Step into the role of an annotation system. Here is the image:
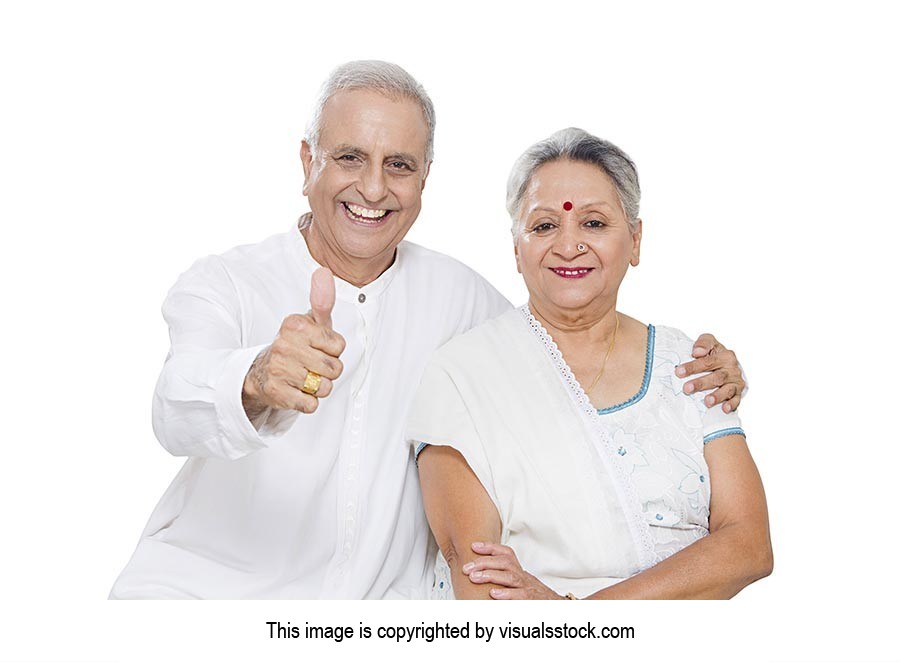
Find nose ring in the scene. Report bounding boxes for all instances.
[577,243,587,253]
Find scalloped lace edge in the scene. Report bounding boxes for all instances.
[518,305,660,571]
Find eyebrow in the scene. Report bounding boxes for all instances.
[327,144,362,157]
[527,201,616,215]
[579,200,615,211]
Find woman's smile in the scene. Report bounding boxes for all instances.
[548,266,594,278]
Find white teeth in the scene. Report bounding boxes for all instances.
[345,202,388,220]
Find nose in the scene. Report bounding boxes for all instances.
[357,163,388,204]
[552,222,585,260]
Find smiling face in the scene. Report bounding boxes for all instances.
[514,159,642,319]
[300,89,431,285]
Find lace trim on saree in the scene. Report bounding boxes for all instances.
[518,305,659,571]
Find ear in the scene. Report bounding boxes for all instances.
[514,237,522,274]
[420,160,432,192]
[300,140,314,196]
[629,219,642,267]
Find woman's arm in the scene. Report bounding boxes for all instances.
[465,434,772,599]
[593,434,772,599]
[416,445,504,599]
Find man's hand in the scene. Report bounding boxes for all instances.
[675,333,745,413]
[242,267,346,417]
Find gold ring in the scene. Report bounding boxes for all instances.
[301,370,322,396]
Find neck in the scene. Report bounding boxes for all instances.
[300,222,395,288]
[529,298,619,346]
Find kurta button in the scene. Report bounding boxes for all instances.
[358,293,366,303]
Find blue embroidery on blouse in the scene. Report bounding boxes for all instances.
[597,324,655,415]
[414,442,428,459]
[703,427,746,444]
[655,513,663,521]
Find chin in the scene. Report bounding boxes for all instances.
[342,241,395,261]
[532,292,594,315]
[547,286,601,308]
[340,223,409,253]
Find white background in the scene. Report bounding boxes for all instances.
[1,1,898,660]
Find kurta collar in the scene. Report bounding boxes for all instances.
[289,216,401,303]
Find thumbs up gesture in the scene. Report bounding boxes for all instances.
[242,267,347,416]
[309,266,336,330]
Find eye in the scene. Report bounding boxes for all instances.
[336,153,361,165]
[387,160,416,174]
[530,222,557,235]
[584,219,606,229]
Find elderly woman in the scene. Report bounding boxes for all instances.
[407,129,772,599]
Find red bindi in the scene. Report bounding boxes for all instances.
[563,201,573,211]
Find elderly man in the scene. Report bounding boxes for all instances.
[110,61,745,599]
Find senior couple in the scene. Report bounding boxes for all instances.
[111,61,771,600]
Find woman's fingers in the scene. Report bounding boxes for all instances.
[462,555,515,574]
[465,542,562,599]
[471,541,516,557]
[467,569,521,587]
[489,587,561,600]
[465,543,522,587]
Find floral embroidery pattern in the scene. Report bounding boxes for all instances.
[594,325,742,559]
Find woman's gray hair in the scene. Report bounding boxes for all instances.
[305,60,436,162]
[507,127,641,234]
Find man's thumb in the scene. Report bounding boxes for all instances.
[309,267,335,329]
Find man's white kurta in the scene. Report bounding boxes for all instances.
[110,222,510,599]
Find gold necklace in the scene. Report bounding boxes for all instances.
[587,313,619,393]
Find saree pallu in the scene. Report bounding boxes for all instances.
[408,307,742,598]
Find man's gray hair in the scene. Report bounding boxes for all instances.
[506,127,641,234]
[305,60,436,162]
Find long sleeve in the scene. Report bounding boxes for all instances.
[112,232,514,598]
[151,255,298,459]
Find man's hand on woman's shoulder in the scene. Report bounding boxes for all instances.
[676,333,745,413]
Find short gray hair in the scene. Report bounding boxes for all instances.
[507,127,641,234]
[305,60,436,162]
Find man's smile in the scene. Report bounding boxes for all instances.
[342,201,392,224]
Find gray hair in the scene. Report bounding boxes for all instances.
[305,60,436,163]
[507,127,641,234]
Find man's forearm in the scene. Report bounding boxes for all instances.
[241,350,270,420]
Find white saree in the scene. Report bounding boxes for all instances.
[407,306,744,599]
